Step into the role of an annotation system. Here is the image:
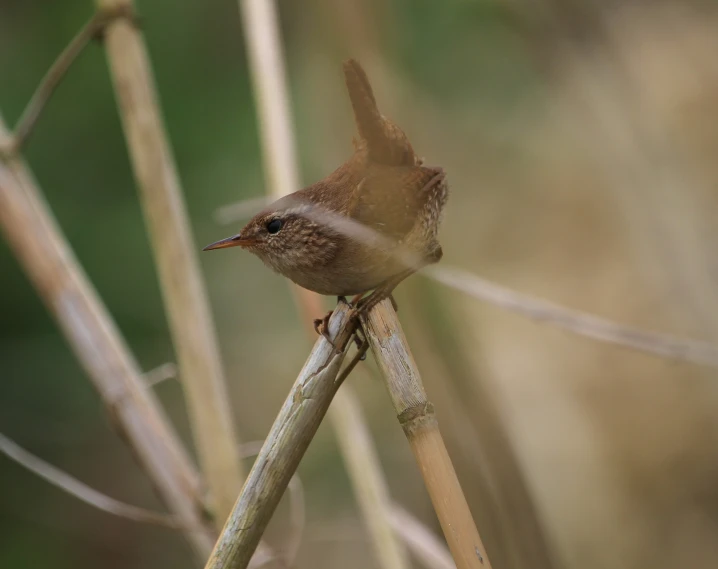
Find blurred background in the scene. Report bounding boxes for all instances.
[3,0,718,568]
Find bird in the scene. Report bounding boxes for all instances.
[203,59,448,337]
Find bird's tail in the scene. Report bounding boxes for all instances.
[343,59,417,167]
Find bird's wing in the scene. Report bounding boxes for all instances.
[350,165,440,242]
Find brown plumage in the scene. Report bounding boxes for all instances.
[204,59,448,317]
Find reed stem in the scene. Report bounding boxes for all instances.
[203,302,357,569]
[361,299,492,569]
[95,0,243,525]
[0,116,215,560]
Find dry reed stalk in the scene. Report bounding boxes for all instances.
[292,292,411,569]
[203,301,357,569]
[405,281,559,569]
[238,0,300,200]
[0,117,215,559]
[95,0,243,524]
[237,1,412,567]
[361,299,492,569]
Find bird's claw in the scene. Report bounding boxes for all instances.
[313,311,335,347]
[355,288,398,317]
[312,294,384,360]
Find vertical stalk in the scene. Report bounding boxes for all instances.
[238,0,300,200]
[237,1,410,567]
[95,0,243,524]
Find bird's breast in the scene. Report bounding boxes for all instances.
[276,242,400,296]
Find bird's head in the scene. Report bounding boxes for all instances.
[203,196,339,275]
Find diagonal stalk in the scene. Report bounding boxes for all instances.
[0,115,215,560]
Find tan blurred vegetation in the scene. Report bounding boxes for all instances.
[2,1,718,568]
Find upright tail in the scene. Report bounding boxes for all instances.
[343,59,417,167]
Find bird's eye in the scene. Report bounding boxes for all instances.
[266,218,283,234]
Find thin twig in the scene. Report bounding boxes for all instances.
[5,7,134,153]
[0,431,299,568]
[96,0,244,525]
[0,431,190,530]
[0,115,215,559]
[9,17,97,151]
[0,428,315,568]
[144,362,178,387]
[426,265,718,367]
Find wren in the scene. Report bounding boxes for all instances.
[204,60,448,334]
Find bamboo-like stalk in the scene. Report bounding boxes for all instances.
[0,117,215,559]
[405,280,560,569]
[291,292,411,569]
[204,302,357,569]
[360,299,492,569]
[95,0,243,525]
[237,1,411,567]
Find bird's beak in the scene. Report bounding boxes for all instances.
[202,234,244,251]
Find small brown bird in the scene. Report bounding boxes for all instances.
[204,60,448,333]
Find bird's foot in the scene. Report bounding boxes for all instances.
[355,292,384,316]
[313,311,334,345]
[349,292,367,307]
[313,297,354,348]
[355,288,400,317]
